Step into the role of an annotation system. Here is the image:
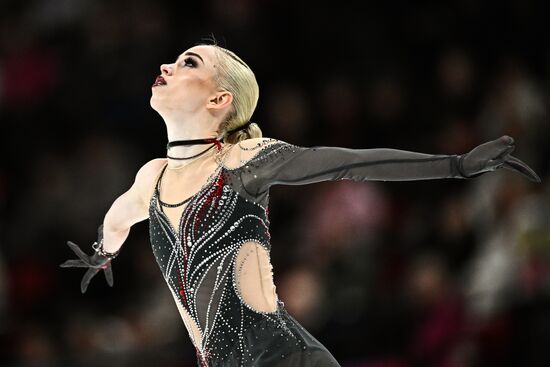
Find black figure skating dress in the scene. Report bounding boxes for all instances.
[148,138,462,367]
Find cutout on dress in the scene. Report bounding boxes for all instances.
[235,241,278,313]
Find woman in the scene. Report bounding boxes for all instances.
[61,43,540,367]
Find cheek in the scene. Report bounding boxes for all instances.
[193,76,216,94]
[164,80,211,110]
[178,76,213,98]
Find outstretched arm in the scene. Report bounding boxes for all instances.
[101,168,153,253]
[95,158,165,252]
[61,158,166,292]
[236,136,540,196]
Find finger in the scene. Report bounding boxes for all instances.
[59,259,88,268]
[494,144,515,161]
[503,155,541,183]
[489,135,514,148]
[477,137,514,160]
[81,268,99,293]
[103,265,114,287]
[66,241,91,261]
[491,145,516,162]
[499,135,514,145]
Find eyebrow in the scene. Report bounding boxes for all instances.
[178,51,205,64]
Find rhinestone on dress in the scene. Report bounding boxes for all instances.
[148,139,341,366]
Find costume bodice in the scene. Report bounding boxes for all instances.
[148,158,295,366]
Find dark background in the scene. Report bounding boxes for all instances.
[2,1,550,366]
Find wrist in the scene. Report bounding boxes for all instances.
[92,239,120,260]
[450,154,487,179]
[95,224,120,260]
[449,155,468,178]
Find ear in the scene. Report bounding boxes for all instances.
[206,91,233,111]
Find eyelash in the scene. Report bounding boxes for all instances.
[179,57,197,68]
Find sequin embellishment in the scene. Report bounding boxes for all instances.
[149,140,340,367]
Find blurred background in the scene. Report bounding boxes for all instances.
[1,0,550,366]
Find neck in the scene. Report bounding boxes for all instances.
[163,114,222,169]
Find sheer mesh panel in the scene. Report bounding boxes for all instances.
[196,254,232,339]
[168,286,203,348]
[220,138,458,206]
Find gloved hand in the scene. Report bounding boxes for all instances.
[456,135,541,182]
[60,226,117,293]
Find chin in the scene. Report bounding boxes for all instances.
[150,99,174,122]
[149,95,162,112]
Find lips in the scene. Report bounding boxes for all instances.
[152,75,167,87]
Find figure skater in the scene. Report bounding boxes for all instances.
[60,43,540,367]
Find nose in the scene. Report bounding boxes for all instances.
[160,63,173,75]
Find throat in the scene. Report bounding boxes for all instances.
[166,138,223,166]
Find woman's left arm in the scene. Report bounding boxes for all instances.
[240,135,540,196]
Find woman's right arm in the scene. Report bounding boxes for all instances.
[101,158,166,253]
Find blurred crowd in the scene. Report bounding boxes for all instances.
[2,0,550,366]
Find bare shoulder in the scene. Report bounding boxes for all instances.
[135,158,167,180]
[222,137,282,169]
[134,158,167,202]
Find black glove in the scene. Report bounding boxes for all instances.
[60,225,117,293]
[455,135,541,182]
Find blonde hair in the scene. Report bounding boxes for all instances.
[210,45,263,143]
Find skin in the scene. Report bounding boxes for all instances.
[101,45,266,252]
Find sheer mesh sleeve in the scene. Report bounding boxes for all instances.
[237,139,463,197]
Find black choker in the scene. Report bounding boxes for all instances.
[166,138,222,150]
[166,138,223,160]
